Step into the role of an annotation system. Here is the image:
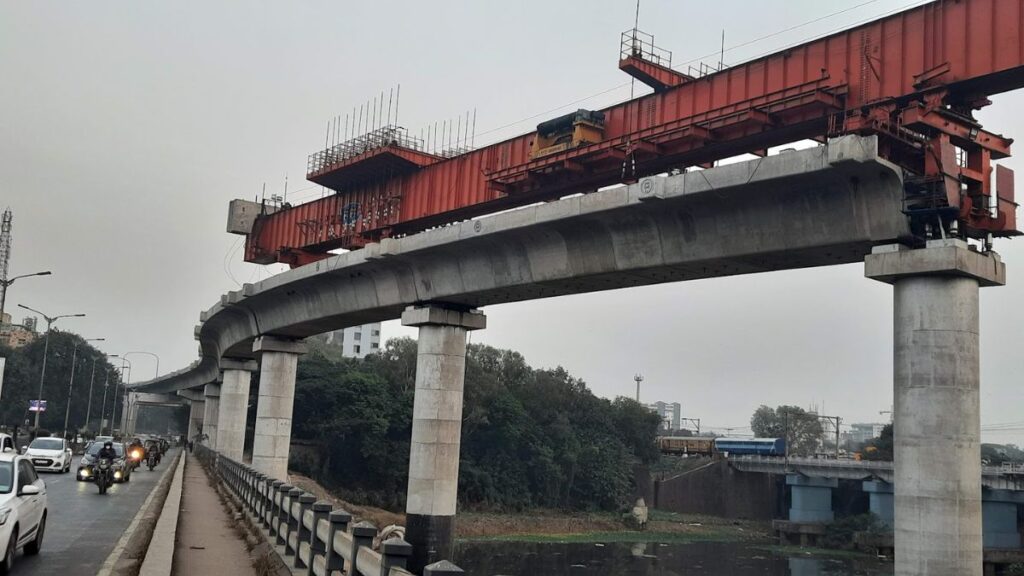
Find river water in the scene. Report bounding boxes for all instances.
[455,540,893,575]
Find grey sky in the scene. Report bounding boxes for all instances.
[2,1,1021,442]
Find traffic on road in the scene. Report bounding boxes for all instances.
[0,436,176,575]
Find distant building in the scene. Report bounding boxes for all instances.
[0,324,36,348]
[847,422,887,445]
[646,401,681,431]
[0,312,9,325]
[325,323,382,359]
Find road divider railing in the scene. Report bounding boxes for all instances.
[193,444,466,576]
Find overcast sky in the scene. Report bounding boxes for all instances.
[2,0,1022,443]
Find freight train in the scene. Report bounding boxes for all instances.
[657,436,786,457]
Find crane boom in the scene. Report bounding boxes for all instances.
[235,0,1023,267]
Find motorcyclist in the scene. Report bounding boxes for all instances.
[97,440,117,461]
[127,438,145,468]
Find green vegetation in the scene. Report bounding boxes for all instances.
[861,424,893,461]
[286,337,662,512]
[0,334,146,435]
[821,514,886,551]
[750,405,824,456]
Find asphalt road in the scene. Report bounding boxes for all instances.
[11,449,177,576]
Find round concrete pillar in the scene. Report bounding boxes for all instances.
[401,305,486,573]
[217,359,258,461]
[202,383,221,448]
[251,337,307,481]
[867,240,1005,576]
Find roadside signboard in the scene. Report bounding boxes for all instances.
[28,400,47,413]
[0,357,5,400]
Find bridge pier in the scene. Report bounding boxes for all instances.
[203,383,221,448]
[867,239,1006,576]
[401,305,486,573]
[787,475,837,523]
[218,358,257,461]
[187,398,205,441]
[863,480,894,528]
[983,489,1024,550]
[251,336,307,481]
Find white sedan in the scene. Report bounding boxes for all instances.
[0,453,47,573]
[23,438,72,474]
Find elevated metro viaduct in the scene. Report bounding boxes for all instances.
[133,138,1009,575]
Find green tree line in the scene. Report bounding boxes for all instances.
[285,337,662,512]
[0,332,124,435]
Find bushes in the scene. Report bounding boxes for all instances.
[290,338,662,512]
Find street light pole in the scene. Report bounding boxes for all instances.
[123,351,159,379]
[84,358,99,433]
[99,369,110,435]
[108,355,131,434]
[62,337,104,439]
[0,271,51,325]
[18,304,85,431]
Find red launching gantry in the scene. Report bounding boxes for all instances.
[232,0,1022,267]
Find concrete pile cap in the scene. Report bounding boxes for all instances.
[865,239,1006,287]
[424,560,465,575]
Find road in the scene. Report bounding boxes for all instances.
[12,449,177,576]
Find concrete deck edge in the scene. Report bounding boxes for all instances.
[96,450,183,576]
[138,451,187,576]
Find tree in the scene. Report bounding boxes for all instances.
[750,405,824,456]
[862,423,893,461]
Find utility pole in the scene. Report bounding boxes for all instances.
[63,338,104,438]
[634,374,643,402]
[681,417,701,436]
[84,357,99,433]
[99,369,110,434]
[18,304,85,430]
[0,208,52,326]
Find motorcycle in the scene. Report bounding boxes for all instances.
[128,447,144,471]
[146,450,158,471]
[95,458,113,494]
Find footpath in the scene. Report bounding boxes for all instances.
[170,454,257,575]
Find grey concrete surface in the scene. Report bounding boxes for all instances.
[402,306,485,571]
[129,135,910,395]
[251,336,307,480]
[867,240,1005,576]
[15,452,175,576]
[217,362,256,461]
[202,383,221,449]
[138,450,185,576]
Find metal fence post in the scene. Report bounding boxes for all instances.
[380,539,414,575]
[324,510,351,574]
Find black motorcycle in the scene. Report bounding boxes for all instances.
[146,450,158,471]
[96,458,113,494]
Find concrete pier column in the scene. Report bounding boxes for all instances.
[251,336,307,481]
[401,305,486,573]
[982,489,1024,549]
[787,475,838,523]
[217,358,258,461]
[187,399,205,441]
[202,383,221,448]
[866,239,1006,576]
[863,480,895,528]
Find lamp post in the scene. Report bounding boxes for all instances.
[62,338,104,439]
[107,355,131,434]
[18,304,85,431]
[0,271,51,325]
[122,351,159,379]
[99,369,110,435]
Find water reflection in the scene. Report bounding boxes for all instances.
[455,540,893,576]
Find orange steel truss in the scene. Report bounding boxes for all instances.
[245,0,1023,266]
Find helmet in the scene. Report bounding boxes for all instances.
[103,441,113,449]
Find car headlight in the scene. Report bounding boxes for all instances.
[0,509,9,526]
[113,471,122,479]
[79,468,91,478]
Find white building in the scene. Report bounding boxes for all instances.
[646,401,681,431]
[325,323,381,358]
[847,422,887,445]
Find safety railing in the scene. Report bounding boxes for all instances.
[193,444,465,576]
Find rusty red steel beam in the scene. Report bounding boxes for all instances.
[246,0,1024,266]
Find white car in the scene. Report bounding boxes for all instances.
[0,453,47,573]
[23,438,72,474]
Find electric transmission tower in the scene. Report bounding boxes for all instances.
[0,209,11,322]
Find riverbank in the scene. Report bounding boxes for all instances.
[286,472,771,544]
